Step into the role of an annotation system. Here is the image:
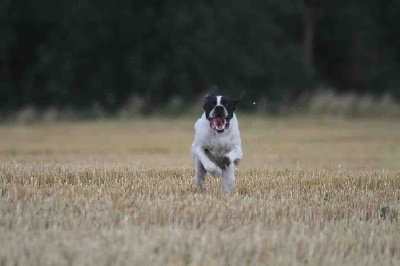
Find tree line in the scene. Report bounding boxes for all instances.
[1,0,400,113]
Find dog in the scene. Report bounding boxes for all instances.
[191,86,244,193]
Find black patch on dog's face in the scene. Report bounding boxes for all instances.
[204,95,218,120]
[203,95,240,120]
[220,96,235,120]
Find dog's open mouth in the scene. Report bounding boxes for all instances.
[210,117,227,131]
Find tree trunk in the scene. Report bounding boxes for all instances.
[301,0,326,65]
[303,8,314,65]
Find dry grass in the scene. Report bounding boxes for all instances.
[1,117,400,265]
[306,89,400,117]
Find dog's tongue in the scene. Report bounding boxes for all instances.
[211,117,226,131]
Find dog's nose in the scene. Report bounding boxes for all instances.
[215,106,224,112]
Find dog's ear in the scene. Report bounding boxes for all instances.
[205,85,219,99]
[231,91,245,106]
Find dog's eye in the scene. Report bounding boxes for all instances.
[212,100,217,105]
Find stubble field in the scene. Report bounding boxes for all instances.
[0,116,400,265]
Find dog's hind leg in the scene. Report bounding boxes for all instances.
[221,164,235,193]
[195,159,207,192]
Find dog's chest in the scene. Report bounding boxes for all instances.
[203,134,233,157]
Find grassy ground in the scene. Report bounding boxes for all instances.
[1,116,399,265]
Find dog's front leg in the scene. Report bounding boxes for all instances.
[222,147,243,168]
[221,164,235,193]
[194,159,208,192]
[194,146,222,178]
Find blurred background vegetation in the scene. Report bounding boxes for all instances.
[1,0,400,120]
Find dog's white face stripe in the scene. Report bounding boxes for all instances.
[216,96,222,105]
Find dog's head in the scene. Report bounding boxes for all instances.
[203,85,245,133]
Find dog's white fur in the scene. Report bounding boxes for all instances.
[191,96,243,193]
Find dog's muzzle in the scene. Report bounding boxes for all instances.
[209,106,230,133]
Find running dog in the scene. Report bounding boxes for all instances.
[191,86,244,193]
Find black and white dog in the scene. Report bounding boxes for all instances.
[191,86,244,193]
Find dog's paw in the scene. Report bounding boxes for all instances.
[197,185,208,193]
[233,158,241,166]
[222,155,231,169]
[207,166,222,178]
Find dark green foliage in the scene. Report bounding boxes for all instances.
[0,0,399,113]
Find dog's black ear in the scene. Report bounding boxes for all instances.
[205,85,219,98]
[231,91,245,106]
